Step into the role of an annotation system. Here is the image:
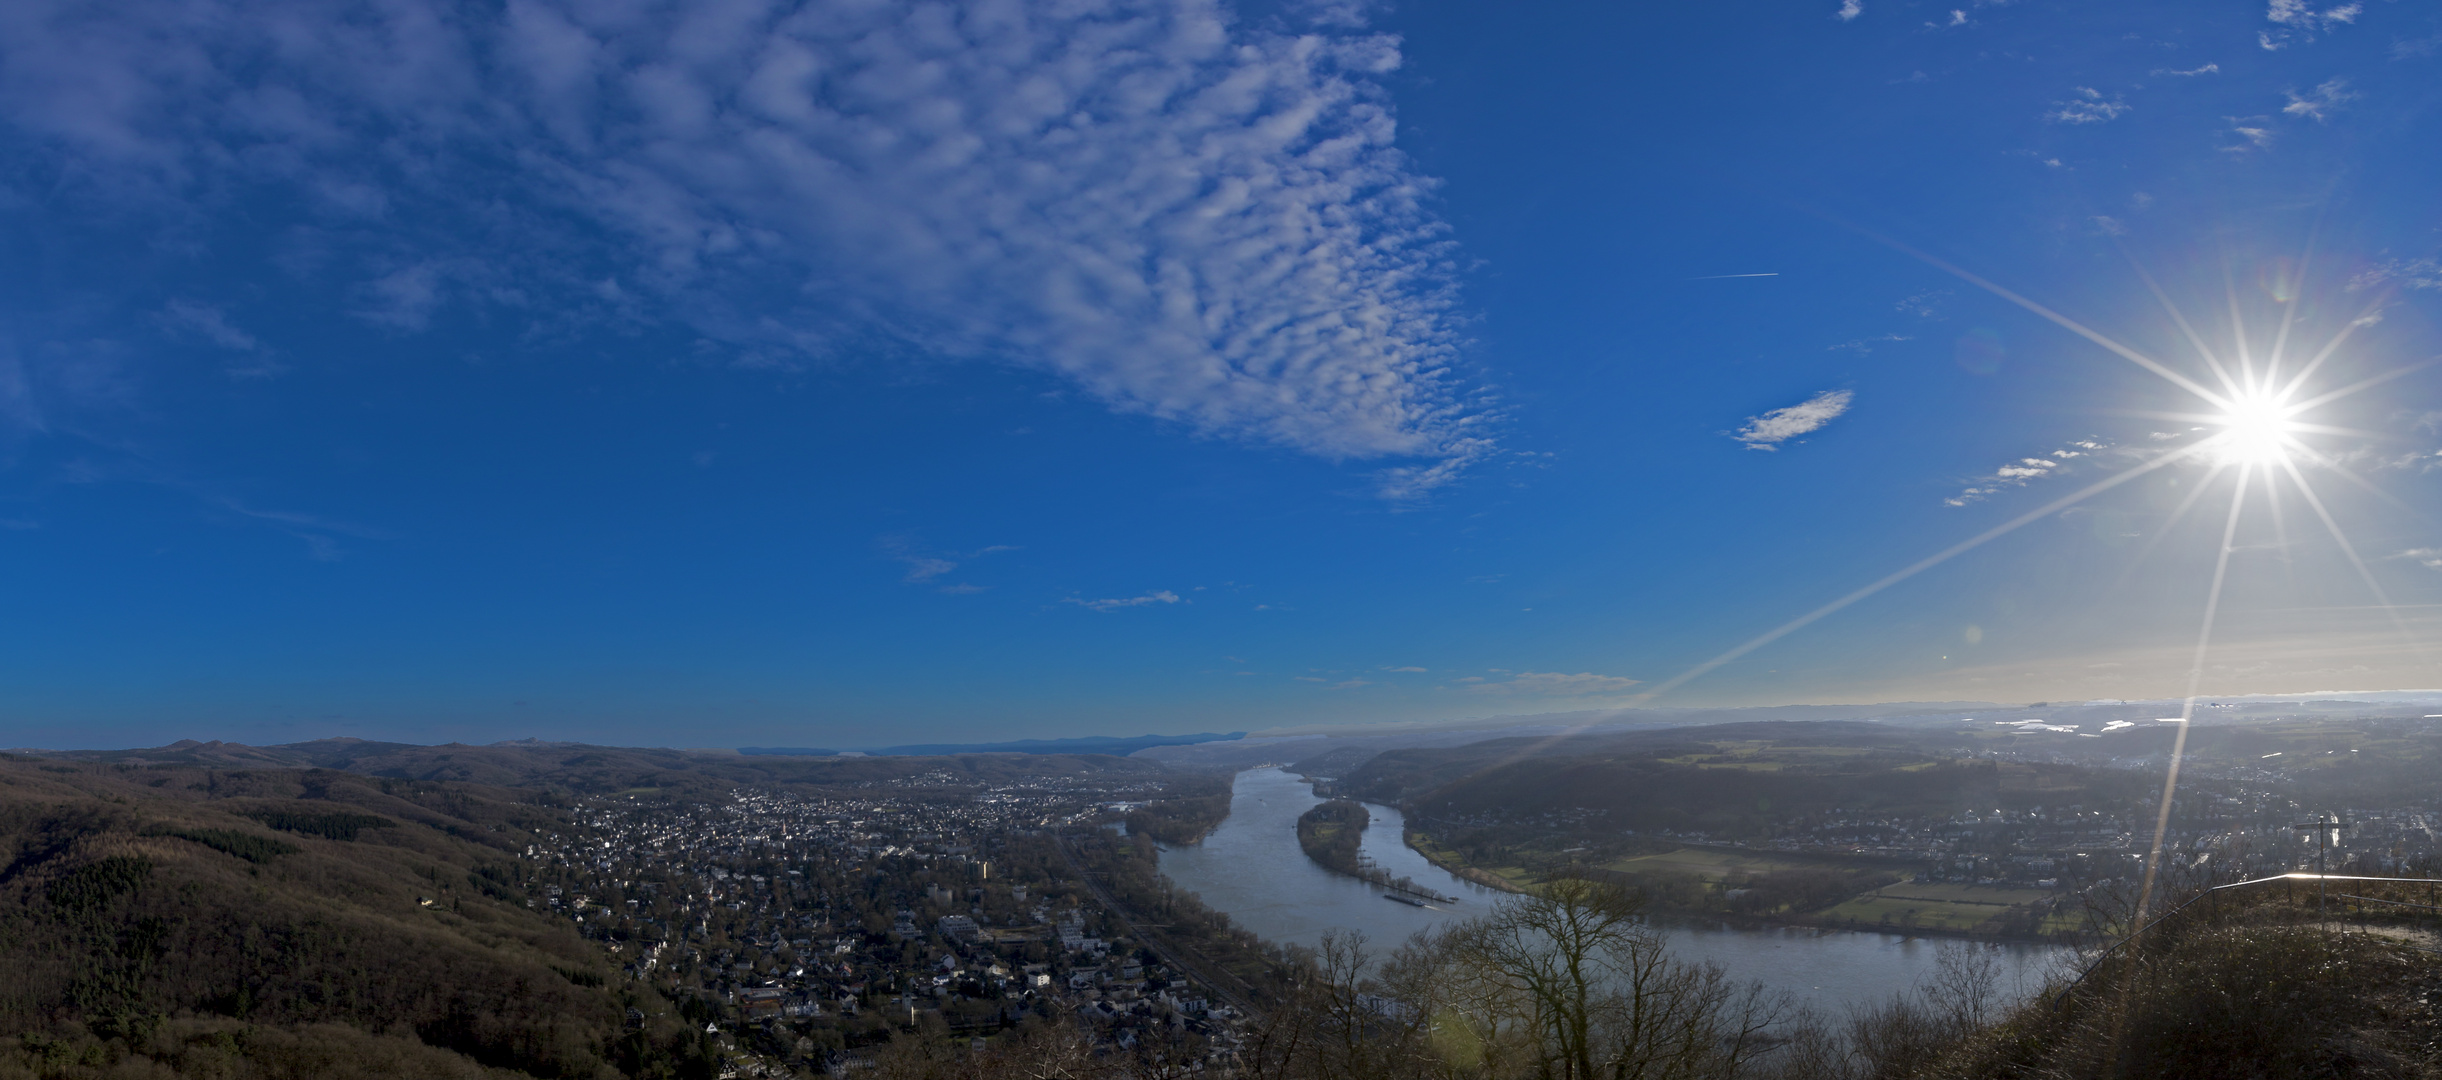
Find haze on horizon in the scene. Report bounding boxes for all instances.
[2,0,2438,751]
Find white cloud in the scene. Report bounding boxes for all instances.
[0,0,1486,486]
[1065,590,1183,612]
[1459,671,1640,696]
[1895,290,1950,318]
[2224,120,2277,151]
[2282,78,2359,120]
[2048,88,2130,125]
[1829,333,1911,355]
[2396,548,2442,570]
[2349,258,2442,292]
[1836,0,1864,21]
[1945,438,2112,505]
[2153,64,2220,76]
[2268,0,2360,30]
[1382,665,1427,673]
[1732,389,1852,451]
[2262,1,2359,49]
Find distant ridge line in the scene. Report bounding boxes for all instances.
[740,731,1246,758]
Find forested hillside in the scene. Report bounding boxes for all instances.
[0,757,714,1079]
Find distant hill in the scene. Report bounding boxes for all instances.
[22,737,1170,794]
[740,731,1246,757]
[1335,720,2160,834]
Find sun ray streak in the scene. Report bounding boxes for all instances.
[2113,461,2232,590]
[2285,356,2442,415]
[2124,251,2246,400]
[2276,454,2432,657]
[1853,228,2231,409]
[2276,293,2394,401]
[2262,458,2294,586]
[1626,441,2209,705]
[2133,463,2254,929]
[1453,442,2221,779]
[2226,268,2258,395]
[2262,235,2316,391]
[2284,441,2429,519]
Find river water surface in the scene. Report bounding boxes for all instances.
[1155,767,2073,1013]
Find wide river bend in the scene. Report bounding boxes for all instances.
[1153,767,2072,1013]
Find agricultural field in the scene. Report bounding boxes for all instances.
[1820,882,2063,933]
[1601,846,1826,881]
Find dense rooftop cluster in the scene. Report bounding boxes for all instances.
[529,776,1249,1074]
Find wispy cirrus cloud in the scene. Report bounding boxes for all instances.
[1945,438,2114,506]
[1731,389,1853,451]
[879,537,1014,590]
[0,0,1489,493]
[2348,258,2442,292]
[2282,78,2359,121]
[1064,590,1182,612]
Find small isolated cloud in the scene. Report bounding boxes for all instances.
[2091,216,2129,237]
[1382,665,1428,673]
[936,583,989,596]
[2049,88,2130,125]
[1460,671,1640,696]
[1896,290,1951,318]
[879,537,1013,588]
[1830,333,1912,355]
[1946,439,2112,505]
[1836,0,1864,21]
[2395,34,2442,59]
[2282,78,2359,121]
[2224,119,2278,151]
[2396,548,2442,570]
[1065,590,1183,612]
[2153,63,2221,76]
[1732,389,1853,451]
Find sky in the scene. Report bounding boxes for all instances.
[3,0,2440,749]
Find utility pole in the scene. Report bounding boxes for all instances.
[2289,813,2353,917]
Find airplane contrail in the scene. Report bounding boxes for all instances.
[1691,272,1779,279]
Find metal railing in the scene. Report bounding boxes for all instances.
[2052,871,2442,1006]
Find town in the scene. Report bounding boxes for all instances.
[522,770,1268,1076]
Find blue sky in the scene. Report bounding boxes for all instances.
[3,0,2440,748]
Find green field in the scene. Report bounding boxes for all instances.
[1820,882,2058,933]
[1601,846,1830,881]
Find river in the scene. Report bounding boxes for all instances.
[1154,767,2073,1014]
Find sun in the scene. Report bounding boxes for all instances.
[2212,391,2299,466]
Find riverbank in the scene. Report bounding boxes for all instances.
[1401,828,2075,945]
[1156,767,2074,1013]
